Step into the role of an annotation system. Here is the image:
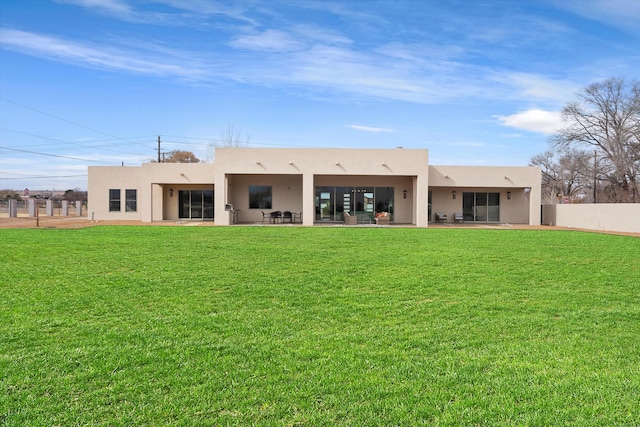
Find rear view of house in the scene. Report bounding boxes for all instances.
[88,147,541,226]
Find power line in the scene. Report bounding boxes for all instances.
[0,146,125,164]
[0,128,155,155]
[0,96,152,149]
[162,134,321,148]
[0,174,87,180]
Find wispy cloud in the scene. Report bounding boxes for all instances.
[56,0,257,26]
[494,109,563,135]
[57,0,133,17]
[549,0,640,32]
[229,30,306,52]
[346,125,394,133]
[449,141,486,148]
[1,22,585,107]
[0,28,208,81]
[495,73,580,105]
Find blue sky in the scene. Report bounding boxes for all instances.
[1,0,639,191]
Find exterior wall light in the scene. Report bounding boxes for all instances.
[403,189,407,199]
[452,191,457,199]
[169,188,173,197]
[507,191,511,200]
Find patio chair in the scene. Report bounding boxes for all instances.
[344,212,358,225]
[270,211,282,223]
[282,211,293,223]
[435,212,448,223]
[261,211,269,224]
[454,212,464,223]
[375,212,390,225]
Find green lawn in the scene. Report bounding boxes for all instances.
[1,227,639,426]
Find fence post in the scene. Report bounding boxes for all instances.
[61,200,69,216]
[46,200,54,216]
[76,201,83,216]
[8,199,18,218]
[28,199,36,217]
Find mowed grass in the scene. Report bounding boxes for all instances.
[1,227,639,426]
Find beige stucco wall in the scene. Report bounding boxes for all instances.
[88,166,143,221]
[542,204,640,233]
[88,163,215,221]
[214,148,430,226]
[429,165,541,225]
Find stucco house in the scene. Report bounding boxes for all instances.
[88,147,541,227]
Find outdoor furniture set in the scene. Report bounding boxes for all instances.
[261,211,302,224]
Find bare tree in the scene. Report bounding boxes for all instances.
[207,125,251,161]
[531,149,593,203]
[553,78,640,202]
[164,150,200,163]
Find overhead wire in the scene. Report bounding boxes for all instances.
[0,127,155,156]
[0,146,121,163]
[0,96,154,149]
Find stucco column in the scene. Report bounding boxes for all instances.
[8,199,17,217]
[28,199,36,217]
[302,172,314,226]
[214,174,230,225]
[414,174,429,227]
[528,185,541,225]
[144,184,161,223]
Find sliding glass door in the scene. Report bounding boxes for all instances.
[462,192,500,222]
[179,189,214,220]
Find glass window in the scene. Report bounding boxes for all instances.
[191,190,203,218]
[462,192,474,221]
[125,189,137,212]
[375,187,394,217]
[179,190,190,219]
[249,185,272,209]
[336,186,353,220]
[475,193,488,221]
[488,192,500,222]
[203,190,214,219]
[354,187,375,221]
[109,189,121,212]
[315,187,334,221]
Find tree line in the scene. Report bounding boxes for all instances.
[531,78,639,203]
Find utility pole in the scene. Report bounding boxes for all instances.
[157,135,161,163]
